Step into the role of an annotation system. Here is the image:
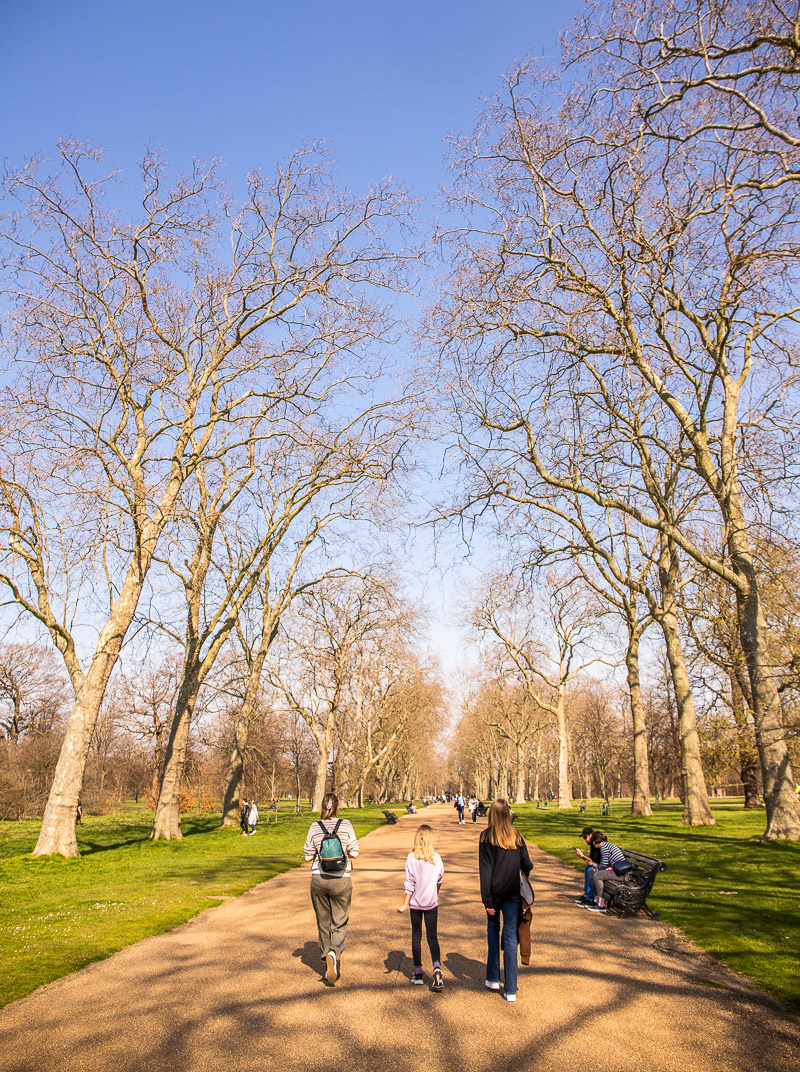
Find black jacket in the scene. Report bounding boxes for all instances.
[479,834,533,908]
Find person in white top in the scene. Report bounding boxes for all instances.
[247,800,259,834]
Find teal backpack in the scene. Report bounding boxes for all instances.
[316,819,347,873]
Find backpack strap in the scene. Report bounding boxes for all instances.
[315,819,343,839]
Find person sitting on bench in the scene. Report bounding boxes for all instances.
[574,826,602,906]
[584,830,627,914]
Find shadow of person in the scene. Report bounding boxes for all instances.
[445,951,485,986]
[292,941,323,976]
[384,948,408,976]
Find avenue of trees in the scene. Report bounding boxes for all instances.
[433,0,800,838]
[2,0,800,850]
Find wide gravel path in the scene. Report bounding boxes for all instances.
[1,803,798,1072]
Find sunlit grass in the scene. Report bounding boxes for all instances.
[513,799,800,1014]
[0,804,386,1008]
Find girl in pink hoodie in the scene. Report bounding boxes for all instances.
[397,824,445,991]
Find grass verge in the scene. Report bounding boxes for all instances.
[0,804,386,1008]
[512,800,800,1015]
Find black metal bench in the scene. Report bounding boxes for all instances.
[382,810,398,824]
[602,849,666,919]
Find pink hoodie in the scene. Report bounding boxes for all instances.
[404,851,444,910]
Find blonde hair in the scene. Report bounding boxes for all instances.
[481,798,521,851]
[413,824,436,863]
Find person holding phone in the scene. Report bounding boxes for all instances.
[574,826,601,906]
[584,831,626,913]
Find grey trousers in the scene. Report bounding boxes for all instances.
[310,875,352,961]
[591,867,615,902]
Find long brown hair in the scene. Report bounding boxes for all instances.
[320,793,339,820]
[481,798,521,850]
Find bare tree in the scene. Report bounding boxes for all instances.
[117,655,182,804]
[152,404,407,838]
[0,643,69,743]
[571,683,624,804]
[267,575,407,810]
[0,141,414,855]
[468,571,605,808]
[433,33,800,835]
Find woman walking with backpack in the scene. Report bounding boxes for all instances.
[303,793,360,985]
[479,798,533,1003]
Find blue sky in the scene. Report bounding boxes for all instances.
[2,1,578,195]
[1,0,581,676]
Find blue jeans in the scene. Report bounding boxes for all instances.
[486,896,520,996]
[583,865,596,902]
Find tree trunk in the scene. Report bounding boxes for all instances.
[730,539,800,837]
[33,582,144,857]
[221,706,251,827]
[31,675,103,856]
[532,736,541,802]
[626,627,652,817]
[658,544,715,826]
[556,684,572,809]
[151,672,198,840]
[514,740,526,803]
[312,737,330,812]
[728,666,762,809]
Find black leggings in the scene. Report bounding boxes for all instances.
[410,907,440,968]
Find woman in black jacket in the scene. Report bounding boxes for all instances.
[478,798,533,1002]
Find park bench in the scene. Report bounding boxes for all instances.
[602,849,666,919]
[382,810,398,824]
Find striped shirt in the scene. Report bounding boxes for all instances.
[598,842,626,869]
[303,818,359,877]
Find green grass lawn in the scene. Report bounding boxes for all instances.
[0,804,386,1008]
[513,800,800,1014]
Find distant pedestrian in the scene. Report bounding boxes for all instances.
[479,797,532,1003]
[397,824,445,991]
[75,801,82,826]
[303,793,360,985]
[469,797,478,824]
[240,799,250,837]
[455,793,465,824]
[248,800,259,834]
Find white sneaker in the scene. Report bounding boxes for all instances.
[503,992,517,1002]
[325,951,339,983]
[485,980,501,990]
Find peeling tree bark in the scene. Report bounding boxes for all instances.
[658,541,714,827]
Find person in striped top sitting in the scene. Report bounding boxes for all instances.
[586,831,626,913]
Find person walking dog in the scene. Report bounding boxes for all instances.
[479,798,533,1003]
[303,793,360,985]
